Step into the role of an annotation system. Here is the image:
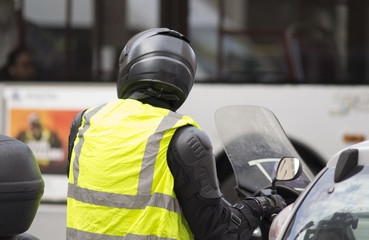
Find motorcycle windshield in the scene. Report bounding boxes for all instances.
[215,105,313,193]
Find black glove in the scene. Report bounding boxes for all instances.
[249,194,287,220]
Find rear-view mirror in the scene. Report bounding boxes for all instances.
[276,157,302,181]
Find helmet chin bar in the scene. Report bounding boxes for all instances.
[128,88,181,111]
[130,87,180,101]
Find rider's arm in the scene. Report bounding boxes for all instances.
[66,110,86,177]
[167,126,284,240]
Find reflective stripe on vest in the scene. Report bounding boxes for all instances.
[67,99,197,240]
[67,228,178,240]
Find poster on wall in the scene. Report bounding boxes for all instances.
[9,109,80,174]
[2,83,116,201]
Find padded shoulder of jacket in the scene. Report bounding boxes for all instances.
[170,125,222,199]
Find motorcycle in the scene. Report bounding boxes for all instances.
[215,105,315,239]
[0,105,308,240]
[2,105,366,240]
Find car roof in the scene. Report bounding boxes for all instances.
[327,140,369,168]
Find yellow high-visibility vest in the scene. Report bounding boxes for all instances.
[67,99,199,240]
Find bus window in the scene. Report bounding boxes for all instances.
[189,0,369,84]
[2,1,369,84]
[24,0,94,81]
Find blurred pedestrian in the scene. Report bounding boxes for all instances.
[0,46,36,81]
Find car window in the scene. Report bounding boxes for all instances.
[283,166,369,240]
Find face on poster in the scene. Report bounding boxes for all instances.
[9,108,81,174]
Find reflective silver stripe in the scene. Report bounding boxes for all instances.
[67,228,177,240]
[68,183,182,213]
[72,104,106,185]
[137,111,183,195]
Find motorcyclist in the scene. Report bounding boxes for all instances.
[66,28,286,240]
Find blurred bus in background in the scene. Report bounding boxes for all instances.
[1,0,369,238]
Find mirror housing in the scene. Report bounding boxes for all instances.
[272,157,302,191]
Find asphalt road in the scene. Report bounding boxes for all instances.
[27,204,67,240]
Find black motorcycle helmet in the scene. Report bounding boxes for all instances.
[117,28,197,111]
